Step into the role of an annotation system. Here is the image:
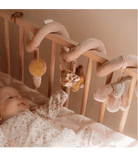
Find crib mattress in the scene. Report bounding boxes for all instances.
[56,107,137,147]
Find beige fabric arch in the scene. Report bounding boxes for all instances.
[60,38,106,63]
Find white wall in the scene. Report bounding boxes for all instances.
[0,9,137,139]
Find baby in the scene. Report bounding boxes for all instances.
[0,86,30,123]
[0,85,71,147]
[0,85,103,147]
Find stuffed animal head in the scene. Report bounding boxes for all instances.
[59,64,80,88]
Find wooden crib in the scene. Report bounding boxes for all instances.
[0,10,137,135]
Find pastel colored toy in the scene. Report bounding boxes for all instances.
[60,38,106,63]
[25,19,69,53]
[29,57,47,88]
[96,54,138,97]
[96,55,138,77]
[25,19,70,88]
[59,64,80,89]
[94,54,138,113]
[59,37,106,91]
[94,76,132,112]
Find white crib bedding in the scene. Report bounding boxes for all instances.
[0,71,137,147]
[56,107,137,147]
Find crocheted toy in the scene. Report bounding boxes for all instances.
[29,57,47,88]
[94,54,138,113]
[72,65,85,92]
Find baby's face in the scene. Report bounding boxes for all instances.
[0,86,29,120]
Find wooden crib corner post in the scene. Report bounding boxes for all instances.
[80,58,93,115]
[48,41,56,97]
[118,77,137,133]
[98,72,113,123]
[4,19,10,75]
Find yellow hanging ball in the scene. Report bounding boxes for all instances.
[29,58,47,77]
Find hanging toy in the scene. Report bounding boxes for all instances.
[29,50,47,88]
[59,64,85,92]
[72,65,85,92]
[59,37,106,92]
[94,75,133,112]
[25,19,70,88]
[94,54,138,112]
[59,64,80,90]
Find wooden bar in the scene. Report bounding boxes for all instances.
[33,49,39,91]
[31,48,37,91]
[64,62,71,108]
[80,58,93,115]
[18,26,24,82]
[118,77,137,133]
[4,19,10,75]
[48,41,56,97]
[98,72,113,123]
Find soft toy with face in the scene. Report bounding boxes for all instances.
[59,64,80,89]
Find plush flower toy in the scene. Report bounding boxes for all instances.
[94,54,138,112]
[25,19,70,88]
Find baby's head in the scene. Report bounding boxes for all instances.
[0,86,29,122]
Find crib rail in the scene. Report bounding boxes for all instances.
[0,10,137,134]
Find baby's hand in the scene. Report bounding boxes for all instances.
[30,107,37,111]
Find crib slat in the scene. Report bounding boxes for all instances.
[64,62,71,108]
[98,72,113,123]
[33,49,40,91]
[64,87,70,108]
[80,58,93,115]
[19,26,24,82]
[64,61,77,108]
[48,41,56,97]
[118,77,137,133]
[4,19,10,75]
